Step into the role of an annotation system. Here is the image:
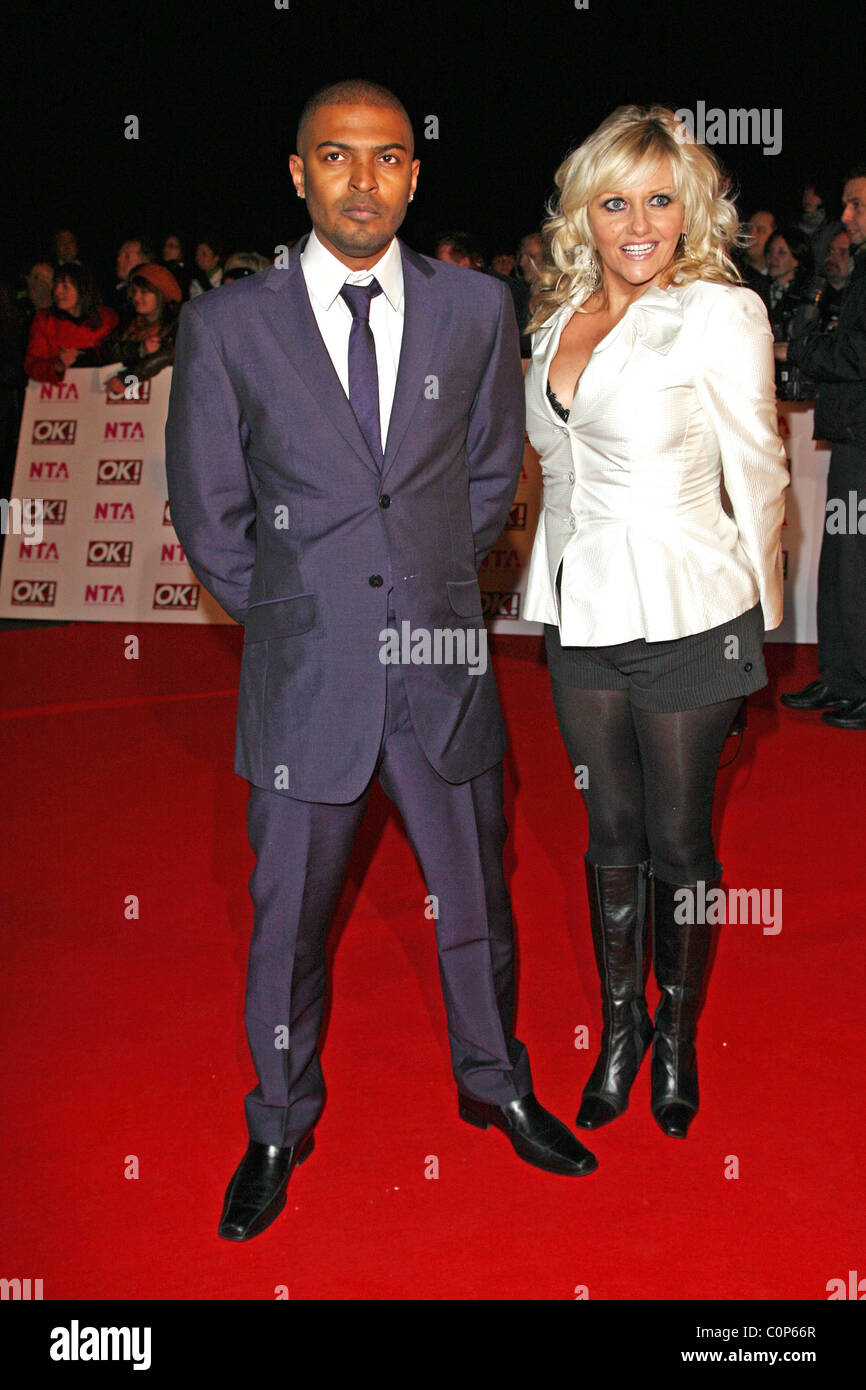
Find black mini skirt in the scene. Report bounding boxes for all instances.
[544,601,768,711]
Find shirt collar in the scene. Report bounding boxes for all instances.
[301,229,404,311]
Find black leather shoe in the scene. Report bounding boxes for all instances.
[780,679,846,710]
[218,1133,314,1241]
[822,697,866,729]
[458,1091,598,1175]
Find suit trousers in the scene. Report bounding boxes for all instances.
[817,442,866,699]
[241,649,533,1146]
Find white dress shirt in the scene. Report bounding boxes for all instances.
[300,228,404,451]
[522,279,790,644]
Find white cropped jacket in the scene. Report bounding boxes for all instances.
[522,279,789,644]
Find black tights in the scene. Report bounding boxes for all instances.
[550,681,740,884]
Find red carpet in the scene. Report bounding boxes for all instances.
[1,623,863,1300]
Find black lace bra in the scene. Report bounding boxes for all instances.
[546,378,570,423]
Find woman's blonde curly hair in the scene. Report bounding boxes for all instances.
[527,104,745,332]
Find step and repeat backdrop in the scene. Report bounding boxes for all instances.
[0,368,230,625]
[0,366,829,641]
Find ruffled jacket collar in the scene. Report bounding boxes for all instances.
[532,282,685,357]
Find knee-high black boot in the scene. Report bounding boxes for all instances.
[576,859,654,1130]
[650,871,719,1139]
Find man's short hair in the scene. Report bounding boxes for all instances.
[123,237,155,261]
[436,232,485,268]
[747,209,777,227]
[844,164,866,183]
[296,79,413,155]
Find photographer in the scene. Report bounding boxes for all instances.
[761,227,821,400]
[779,166,866,729]
[818,229,853,328]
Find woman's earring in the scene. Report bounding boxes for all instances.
[572,244,599,286]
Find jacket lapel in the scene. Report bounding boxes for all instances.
[259,237,381,477]
[381,243,438,479]
[532,302,572,424]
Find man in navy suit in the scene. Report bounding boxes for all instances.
[165,79,597,1242]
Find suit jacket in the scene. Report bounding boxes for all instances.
[522,280,789,644]
[164,236,525,802]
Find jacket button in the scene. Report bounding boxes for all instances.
[379,494,391,508]
[568,472,575,483]
[743,661,753,672]
[569,517,577,530]
[369,574,384,588]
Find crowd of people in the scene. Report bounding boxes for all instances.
[0,184,855,411]
[734,192,856,398]
[0,178,861,605]
[0,234,273,504]
[0,192,852,497]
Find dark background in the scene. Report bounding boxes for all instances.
[4,0,863,278]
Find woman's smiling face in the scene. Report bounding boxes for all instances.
[587,158,685,295]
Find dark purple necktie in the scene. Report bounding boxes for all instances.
[339,278,384,466]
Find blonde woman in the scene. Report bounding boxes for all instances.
[523,106,788,1138]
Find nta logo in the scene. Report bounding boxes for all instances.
[40,382,78,400]
[29,461,69,480]
[104,421,144,440]
[84,584,124,604]
[94,501,135,522]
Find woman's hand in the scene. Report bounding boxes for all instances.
[142,332,162,355]
[106,374,126,397]
[57,347,79,367]
[773,341,788,361]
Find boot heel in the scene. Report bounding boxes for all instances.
[458,1099,489,1130]
[295,1133,315,1166]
